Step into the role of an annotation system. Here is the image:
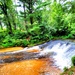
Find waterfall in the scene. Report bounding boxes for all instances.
[39,40,75,70]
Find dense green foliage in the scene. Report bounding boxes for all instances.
[71,56,75,66]
[0,0,75,48]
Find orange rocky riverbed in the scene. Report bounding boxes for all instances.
[0,47,62,75]
[0,47,24,53]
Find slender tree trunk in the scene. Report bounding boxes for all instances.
[5,13,12,34]
[0,22,3,30]
[23,2,28,30]
[29,0,33,25]
[13,21,16,30]
[7,20,12,34]
[30,16,33,25]
[6,15,12,34]
[11,12,17,30]
[23,2,26,20]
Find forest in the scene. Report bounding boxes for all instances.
[0,0,75,75]
[0,0,75,48]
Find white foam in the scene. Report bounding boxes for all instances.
[39,42,73,70]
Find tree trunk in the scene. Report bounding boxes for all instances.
[1,3,13,34]
[7,20,12,34]
[5,13,12,34]
[0,22,3,30]
[29,0,33,25]
[13,21,16,30]
[4,12,12,34]
[30,16,33,25]
[23,2,28,30]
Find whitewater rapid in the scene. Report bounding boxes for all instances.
[39,40,75,70]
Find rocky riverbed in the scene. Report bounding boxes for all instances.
[0,47,61,75]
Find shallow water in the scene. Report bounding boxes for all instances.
[0,47,24,53]
[0,58,61,75]
[0,47,61,75]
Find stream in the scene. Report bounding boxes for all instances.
[0,40,75,75]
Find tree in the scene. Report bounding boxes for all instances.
[19,0,35,25]
[0,0,12,34]
[0,0,19,34]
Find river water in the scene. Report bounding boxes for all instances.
[39,40,75,69]
[0,40,75,75]
[0,58,61,75]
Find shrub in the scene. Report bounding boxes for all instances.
[13,30,28,39]
[21,39,29,47]
[71,56,75,66]
[63,67,68,72]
